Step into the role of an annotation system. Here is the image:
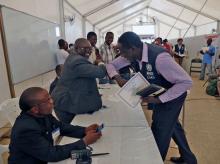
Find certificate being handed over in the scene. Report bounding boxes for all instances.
[116,72,149,108]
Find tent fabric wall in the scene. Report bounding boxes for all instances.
[64,0,220,41]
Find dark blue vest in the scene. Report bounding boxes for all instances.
[131,44,173,90]
[174,44,185,54]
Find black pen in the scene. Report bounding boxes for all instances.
[91,153,110,156]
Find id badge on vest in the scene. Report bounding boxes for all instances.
[145,63,155,80]
[52,127,60,145]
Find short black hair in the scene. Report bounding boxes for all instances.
[55,64,63,75]
[163,39,168,43]
[87,32,97,39]
[58,39,66,48]
[19,87,45,112]
[156,37,162,43]
[177,38,183,42]
[69,43,74,48]
[106,32,114,37]
[207,38,212,42]
[118,32,142,49]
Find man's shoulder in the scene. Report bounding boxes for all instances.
[148,43,167,54]
[65,54,89,67]
[210,45,215,49]
[12,114,41,134]
[68,54,88,62]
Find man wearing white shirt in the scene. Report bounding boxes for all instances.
[56,39,69,65]
[99,32,116,64]
[87,32,101,63]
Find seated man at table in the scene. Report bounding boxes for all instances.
[8,87,101,164]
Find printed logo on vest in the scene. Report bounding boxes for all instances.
[145,64,155,79]
[146,63,152,71]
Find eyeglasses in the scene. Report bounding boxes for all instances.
[80,47,92,52]
[35,97,53,106]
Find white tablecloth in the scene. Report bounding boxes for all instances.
[72,85,147,127]
[51,127,163,164]
[49,84,163,164]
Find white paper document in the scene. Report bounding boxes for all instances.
[178,53,186,57]
[116,72,150,108]
[202,46,209,53]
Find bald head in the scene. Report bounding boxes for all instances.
[74,38,92,58]
[75,38,90,49]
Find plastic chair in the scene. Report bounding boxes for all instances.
[0,98,20,164]
[0,145,8,164]
[0,98,20,127]
[189,58,202,75]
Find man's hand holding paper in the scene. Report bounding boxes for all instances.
[141,96,162,104]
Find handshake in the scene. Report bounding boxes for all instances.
[94,59,105,66]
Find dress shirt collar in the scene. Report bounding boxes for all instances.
[141,43,148,63]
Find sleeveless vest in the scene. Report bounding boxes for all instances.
[131,44,173,90]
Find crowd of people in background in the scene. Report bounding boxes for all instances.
[55,33,219,99]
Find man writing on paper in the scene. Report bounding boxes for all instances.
[9,87,101,164]
[106,32,197,164]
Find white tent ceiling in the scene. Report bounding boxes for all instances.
[64,0,220,37]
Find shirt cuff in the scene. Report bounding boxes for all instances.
[98,62,105,66]
[108,70,119,78]
[158,93,169,103]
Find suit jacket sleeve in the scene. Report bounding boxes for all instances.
[16,128,86,162]
[51,116,86,138]
[73,59,106,78]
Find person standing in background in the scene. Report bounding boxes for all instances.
[49,64,63,94]
[163,39,172,52]
[154,37,163,46]
[99,32,116,83]
[199,38,215,80]
[68,43,75,54]
[56,39,69,65]
[87,32,101,63]
[173,38,186,66]
[99,32,116,64]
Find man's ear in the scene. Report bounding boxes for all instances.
[29,106,39,114]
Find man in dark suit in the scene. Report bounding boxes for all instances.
[8,87,102,164]
[52,38,106,123]
[49,64,63,94]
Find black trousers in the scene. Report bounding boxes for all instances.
[54,110,75,124]
[151,92,197,164]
